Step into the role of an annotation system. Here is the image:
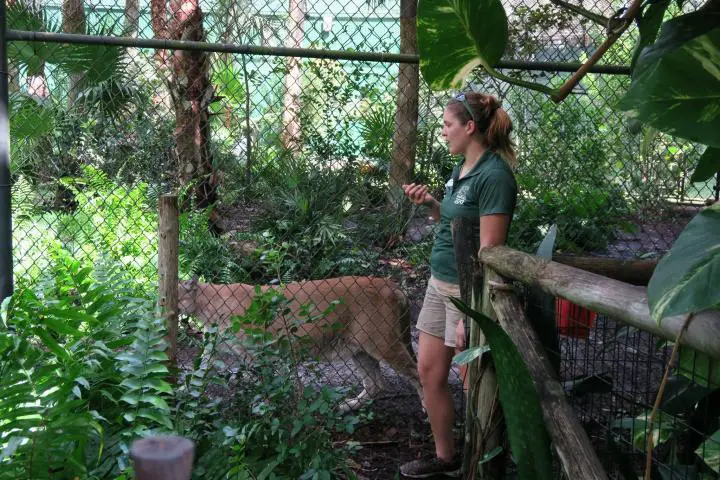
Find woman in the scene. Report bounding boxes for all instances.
[400,92,517,478]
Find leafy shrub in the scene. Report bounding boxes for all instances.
[13,165,159,292]
[0,249,172,479]
[2,251,366,478]
[179,208,250,283]
[506,87,636,254]
[188,289,363,479]
[249,155,381,281]
[510,183,634,253]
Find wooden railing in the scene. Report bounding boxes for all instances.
[481,246,720,359]
[456,233,720,479]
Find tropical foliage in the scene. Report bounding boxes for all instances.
[0,257,362,478]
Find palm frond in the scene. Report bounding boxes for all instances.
[9,91,55,140]
[6,1,127,89]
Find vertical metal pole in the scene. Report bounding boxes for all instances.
[0,0,13,302]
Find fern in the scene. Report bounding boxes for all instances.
[9,175,37,219]
[116,312,174,434]
[0,251,172,478]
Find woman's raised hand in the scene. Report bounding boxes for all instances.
[402,183,435,206]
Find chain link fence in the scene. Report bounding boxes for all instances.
[4,0,718,476]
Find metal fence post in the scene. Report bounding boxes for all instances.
[0,0,13,302]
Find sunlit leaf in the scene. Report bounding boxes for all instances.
[452,344,490,365]
[417,0,508,90]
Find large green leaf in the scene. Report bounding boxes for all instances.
[618,11,720,147]
[613,411,677,450]
[697,429,720,474]
[677,347,720,389]
[631,0,672,70]
[690,147,720,183]
[647,203,720,322]
[661,374,713,414]
[451,298,553,480]
[417,0,508,90]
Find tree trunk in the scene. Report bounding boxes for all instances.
[62,0,86,106]
[125,0,140,37]
[281,0,305,152]
[387,0,419,209]
[151,0,169,68]
[167,0,217,215]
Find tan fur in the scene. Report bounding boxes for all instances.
[178,276,422,411]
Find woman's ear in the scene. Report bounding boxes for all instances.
[464,119,477,135]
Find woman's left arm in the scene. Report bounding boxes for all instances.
[479,214,511,248]
[454,213,511,350]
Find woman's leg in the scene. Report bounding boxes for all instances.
[417,331,456,461]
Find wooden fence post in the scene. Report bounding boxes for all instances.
[158,195,179,364]
[453,217,504,479]
[131,435,194,480]
[485,266,608,479]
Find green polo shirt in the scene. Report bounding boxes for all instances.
[430,151,517,284]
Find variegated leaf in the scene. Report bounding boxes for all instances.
[696,429,720,474]
[619,12,720,147]
[647,203,720,322]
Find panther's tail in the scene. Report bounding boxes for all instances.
[394,285,417,362]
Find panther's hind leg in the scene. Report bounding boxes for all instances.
[339,350,385,413]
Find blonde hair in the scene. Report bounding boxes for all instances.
[448,92,517,168]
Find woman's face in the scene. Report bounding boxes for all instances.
[441,107,473,155]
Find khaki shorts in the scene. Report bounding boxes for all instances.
[416,276,463,347]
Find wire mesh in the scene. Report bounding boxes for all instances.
[5,0,718,477]
[534,293,720,480]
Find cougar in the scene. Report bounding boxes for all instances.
[178,276,422,411]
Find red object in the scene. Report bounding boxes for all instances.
[555,298,597,338]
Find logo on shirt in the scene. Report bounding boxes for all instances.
[454,185,469,205]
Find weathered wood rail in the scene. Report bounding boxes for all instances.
[459,241,719,480]
[480,246,720,359]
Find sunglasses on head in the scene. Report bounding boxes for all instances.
[454,93,476,123]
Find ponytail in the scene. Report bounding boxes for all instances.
[448,92,517,168]
[486,106,516,168]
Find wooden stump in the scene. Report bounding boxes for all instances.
[131,435,194,480]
